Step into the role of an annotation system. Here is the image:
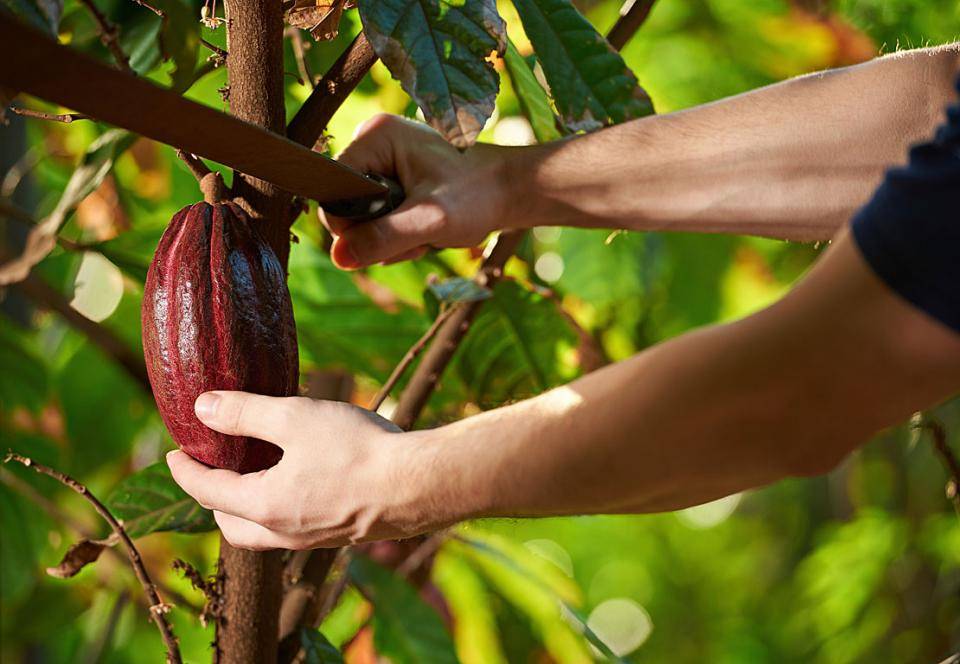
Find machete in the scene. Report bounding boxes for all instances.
[0,12,403,220]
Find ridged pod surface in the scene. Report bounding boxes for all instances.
[142,201,298,473]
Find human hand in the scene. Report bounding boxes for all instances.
[166,391,441,550]
[325,114,519,269]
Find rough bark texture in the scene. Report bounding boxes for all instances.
[218,0,289,660]
[226,0,290,265]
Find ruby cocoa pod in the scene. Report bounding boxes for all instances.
[142,201,299,473]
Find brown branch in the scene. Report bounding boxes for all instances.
[0,467,201,613]
[200,38,228,61]
[276,549,339,661]
[3,453,181,663]
[916,418,960,513]
[75,0,133,73]
[606,0,657,51]
[9,106,91,123]
[286,32,377,148]
[369,305,459,412]
[286,28,314,89]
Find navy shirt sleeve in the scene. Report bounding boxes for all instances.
[851,76,960,334]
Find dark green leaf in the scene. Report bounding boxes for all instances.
[454,280,578,406]
[300,628,345,664]
[155,0,200,92]
[358,0,506,148]
[55,342,151,476]
[0,324,48,413]
[427,277,492,305]
[288,244,428,381]
[511,0,652,131]
[349,556,459,664]
[503,38,562,143]
[0,0,61,35]
[105,461,216,539]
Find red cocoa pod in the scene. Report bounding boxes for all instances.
[142,201,298,473]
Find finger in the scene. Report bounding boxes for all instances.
[331,203,443,269]
[214,511,303,551]
[381,246,429,266]
[167,450,263,517]
[318,207,354,237]
[194,391,305,445]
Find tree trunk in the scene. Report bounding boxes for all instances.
[216,0,288,661]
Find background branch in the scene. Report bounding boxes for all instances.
[3,453,182,664]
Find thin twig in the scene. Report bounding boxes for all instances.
[0,468,201,613]
[74,0,133,73]
[395,530,449,579]
[916,418,960,513]
[286,28,314,89]
[606,0,657,51]
[9,106,91,124]
[3,453,182,664]
[129,0,165,18]
[200,38,228,60]
[369,305,458,412]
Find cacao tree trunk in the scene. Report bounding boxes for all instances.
[217,0,289,661]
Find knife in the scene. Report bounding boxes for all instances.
[0,12,404,221]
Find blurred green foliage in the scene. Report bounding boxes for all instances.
[1,0,959,662]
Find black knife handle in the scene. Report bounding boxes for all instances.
[321,173,405,222]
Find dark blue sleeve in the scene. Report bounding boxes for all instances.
[851,76,960,334]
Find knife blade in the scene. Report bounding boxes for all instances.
[0,12,404,220]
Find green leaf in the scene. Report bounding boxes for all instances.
[427,277,492,305]
[105,461,216,539]
[349,556,459,664]
[454,280,578,406]
[288,243,429,382]
[554,228,649,306]
[452,533,610,662]
[56,342,152,476]
[0,324,48,413]
[503,38,562,143]
[300,628,345,664]
[155,0,200,92]
[0,0,61,35]
[0,129,137,285]
[358,0,506,148]
[511,0,653,131]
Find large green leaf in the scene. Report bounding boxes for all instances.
[55,342,152,476]
[0,0,61,35]
[503,38,562,143]
[0,130,137,286]
[358,0,506,148]
[288,243,429,382]
[300,628,345,664]
[0,324,48,413]
[349,556,459,664]
[454,280,578,407]
[453,533,626,663]
[511,0,652,131]
[554,228,649,306]
[105,461,215,539]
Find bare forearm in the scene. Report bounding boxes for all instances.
[506,45,959,242]
[413,235,960,522]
